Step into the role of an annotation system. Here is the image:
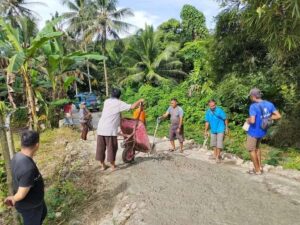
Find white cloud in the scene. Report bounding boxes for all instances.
[119,10,159,38]
[30,0,69,29]
[29,0,221,35]
[30,0,158,38]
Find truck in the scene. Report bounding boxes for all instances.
[74,92,101,111]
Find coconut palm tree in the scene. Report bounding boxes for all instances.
[61,0,98,93]
[61,0,91,37]
[121,25,187,86]
[84,0,133,96]
[0,0,42,28]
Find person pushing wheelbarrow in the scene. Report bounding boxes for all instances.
[96,88,144,171]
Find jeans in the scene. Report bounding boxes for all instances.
[64,117,74,125]
[17,201,47,225]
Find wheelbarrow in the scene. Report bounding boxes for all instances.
[120,102,162,163]
[120,118,151,163]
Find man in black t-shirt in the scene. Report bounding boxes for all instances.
[5,130,47,225]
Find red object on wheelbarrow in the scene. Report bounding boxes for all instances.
[120,118,151,163]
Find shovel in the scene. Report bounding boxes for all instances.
[150,117,161,152]
[202,135,209,150]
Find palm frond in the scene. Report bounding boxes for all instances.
[152,43,180,69]
[120,72,145,85]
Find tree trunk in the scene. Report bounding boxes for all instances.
[103,59,108,97]
[5,73,16,159]
[22,68,38,131]
[102,33,109,97]
[1,113,19,225]
[6,129,15,159]
[84,43,92,94]
[5,113,15,159]
[74,81,78,96]
[87,63,92,93]
[0,114,14,195]
[6,72,16,109]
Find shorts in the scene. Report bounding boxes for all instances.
[96,135,118,162]
[169,124,184,143]
[210,133,224,149]
[17,201,47,225]
[246,135,261,151]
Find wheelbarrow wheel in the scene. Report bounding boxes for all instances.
[122,146,135,163]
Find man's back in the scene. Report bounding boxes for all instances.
[248,100,276,138]
[97,98,131,136]
[12,152,44,210]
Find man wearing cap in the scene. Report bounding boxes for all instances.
[96,88,144,171]
[246,88,281,175]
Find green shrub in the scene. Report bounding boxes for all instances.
[48,99,69,128]
[0,159,7,213]
[283,156,300,170]
[44,180,86,224]
[264,149,282,166]
[11,107,27,128]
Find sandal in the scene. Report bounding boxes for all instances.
[169,149,175,152]
[247,169,255,174]
[247,169,263,175]
[260,167,264,173]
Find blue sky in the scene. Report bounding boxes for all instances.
[32,0,222,34]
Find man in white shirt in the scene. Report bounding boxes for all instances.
[96,88,144,171]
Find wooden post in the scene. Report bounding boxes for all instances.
[0,114,13,195]
[0,113,18,225]
[5,113,15,159]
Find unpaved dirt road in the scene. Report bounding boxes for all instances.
[69,128,300,225]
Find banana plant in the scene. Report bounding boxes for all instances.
[0,18,63,130]
[38,40,106,99]
[33,21,106,99]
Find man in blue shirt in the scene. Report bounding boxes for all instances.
[204,99,228,162]
[247,88,281,175]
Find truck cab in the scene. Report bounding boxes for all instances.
[74,93,101,111]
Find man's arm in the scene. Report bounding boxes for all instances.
[160,107,170,120]
[5,187,30,206]
[247,116,255,124]
[161,112,169,119]
[225,119,229,134]
[247,105,256,124]
[271,110,281,120]
[177,116,183,132]
[130,99,144,110]
[204,122,210,137]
